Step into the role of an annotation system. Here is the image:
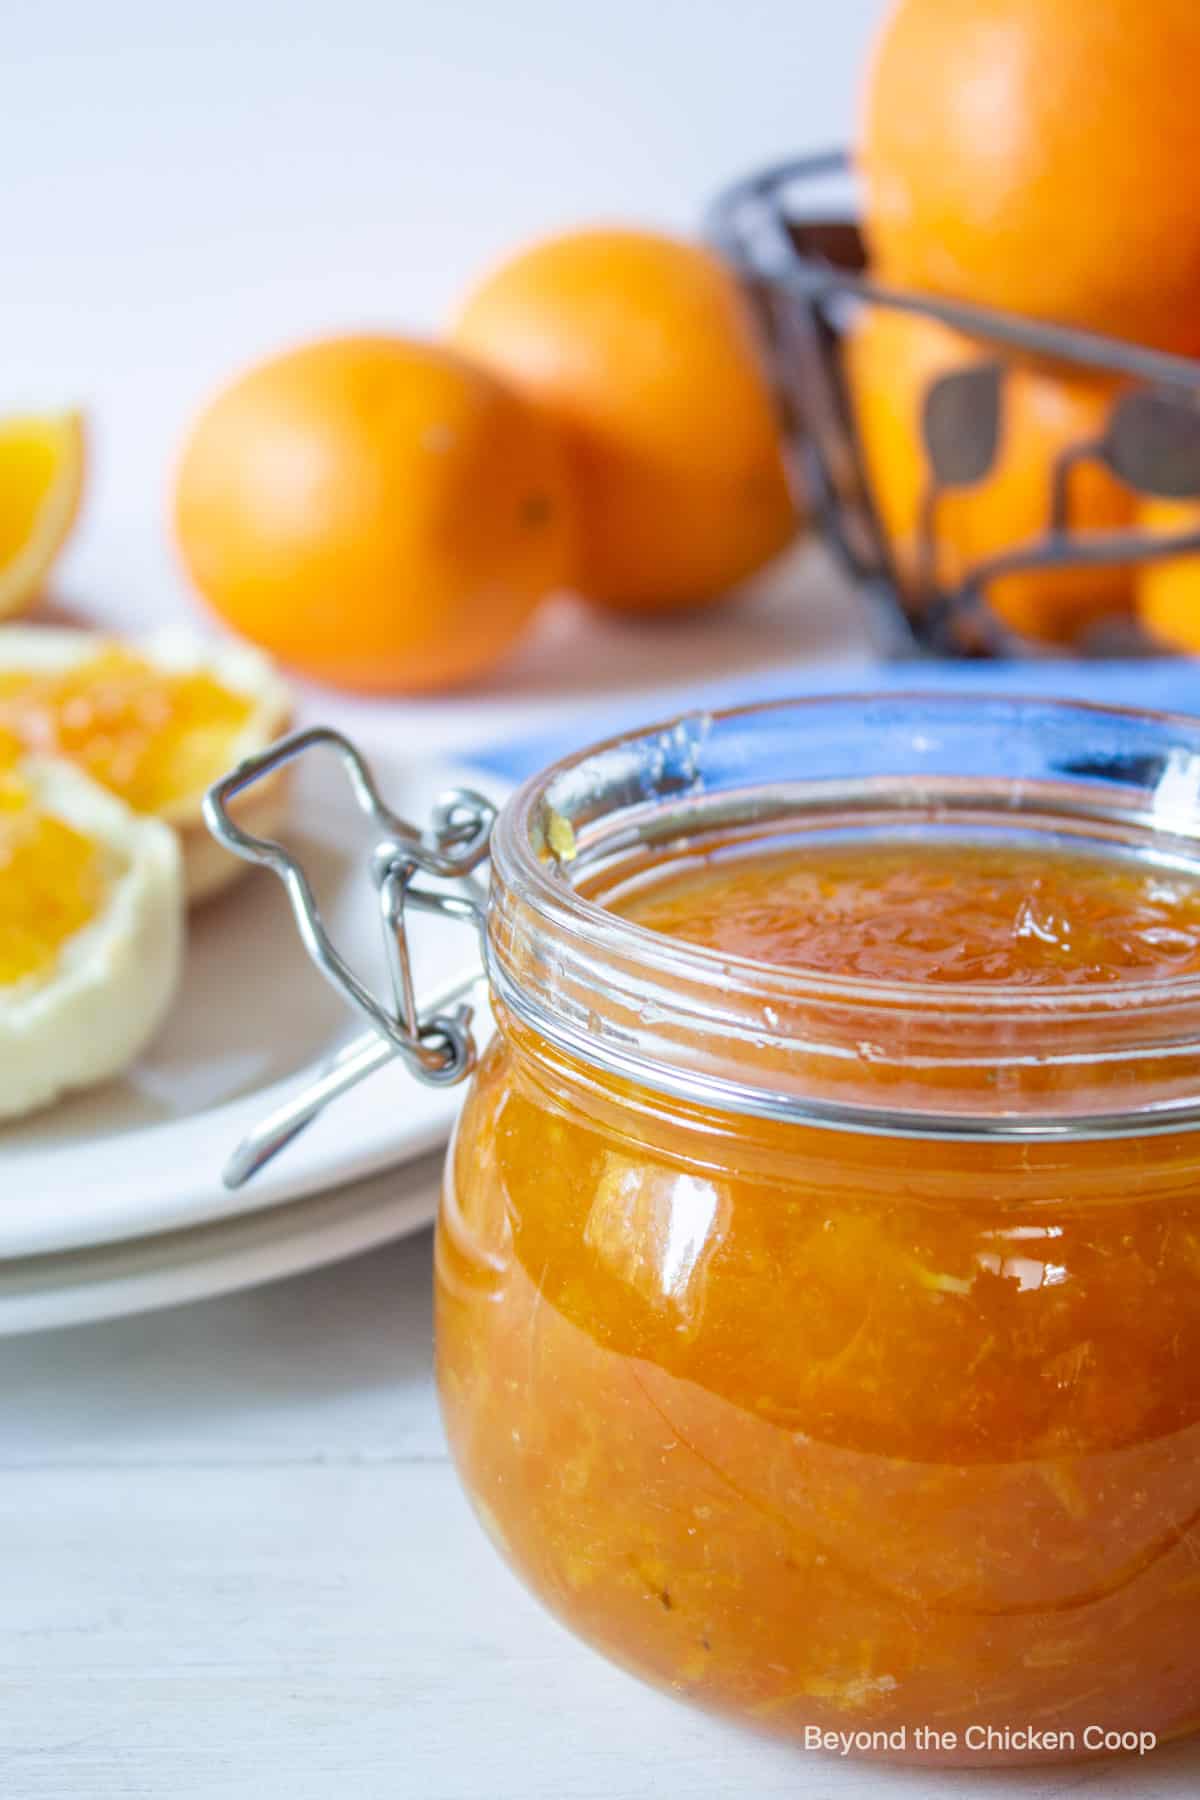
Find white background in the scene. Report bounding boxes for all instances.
[3,0,882,731]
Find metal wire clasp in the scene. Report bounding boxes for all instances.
[203,727,497,1188]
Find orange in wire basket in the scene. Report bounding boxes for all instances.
[859,0,1200,355]
[451,228,798,614]
[846,307,1135,644]
[174,335,575,694]
[1135,500,1200,651]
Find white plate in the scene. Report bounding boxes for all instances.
[0,1151,441,1337]
[0,749,507,1259]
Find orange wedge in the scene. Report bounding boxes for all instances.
[0,412,86,618]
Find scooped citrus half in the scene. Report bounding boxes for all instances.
[0,628,292,903]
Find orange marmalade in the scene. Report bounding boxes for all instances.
[436,698,1200,1766]
[618,841,1200,987]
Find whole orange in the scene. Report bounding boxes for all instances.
[1135,500,1200,650]
[846,306,1135,644]
[173,335,574,694]
[860,0,1200,354]
[449,229,797,613]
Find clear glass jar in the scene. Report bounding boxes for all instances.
[435,695,1200,1767]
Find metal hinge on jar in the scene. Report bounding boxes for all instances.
[203,726,495,1189]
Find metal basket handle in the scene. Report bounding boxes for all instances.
[203,727,496,1188]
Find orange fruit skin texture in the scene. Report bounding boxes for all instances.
[450,229,798,614]
[846,307,1135,644]
[860,0,1200,356]
[174,336,575,695]
[1135,499,1200,651]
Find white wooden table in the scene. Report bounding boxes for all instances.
[4,559,1198,1798]
[3,1185,1198,1800]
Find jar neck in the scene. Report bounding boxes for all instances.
[485,698,1200,1143]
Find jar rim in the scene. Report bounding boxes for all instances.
[486,692,1200,1140]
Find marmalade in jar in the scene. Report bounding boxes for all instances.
[436,831,1200,1765]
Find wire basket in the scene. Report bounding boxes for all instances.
[710,150,1200,659]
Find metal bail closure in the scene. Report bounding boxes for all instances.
[203,726,496,1189]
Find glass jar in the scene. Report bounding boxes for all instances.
[433,695,1200,1767]
[207,694,1200,1766]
